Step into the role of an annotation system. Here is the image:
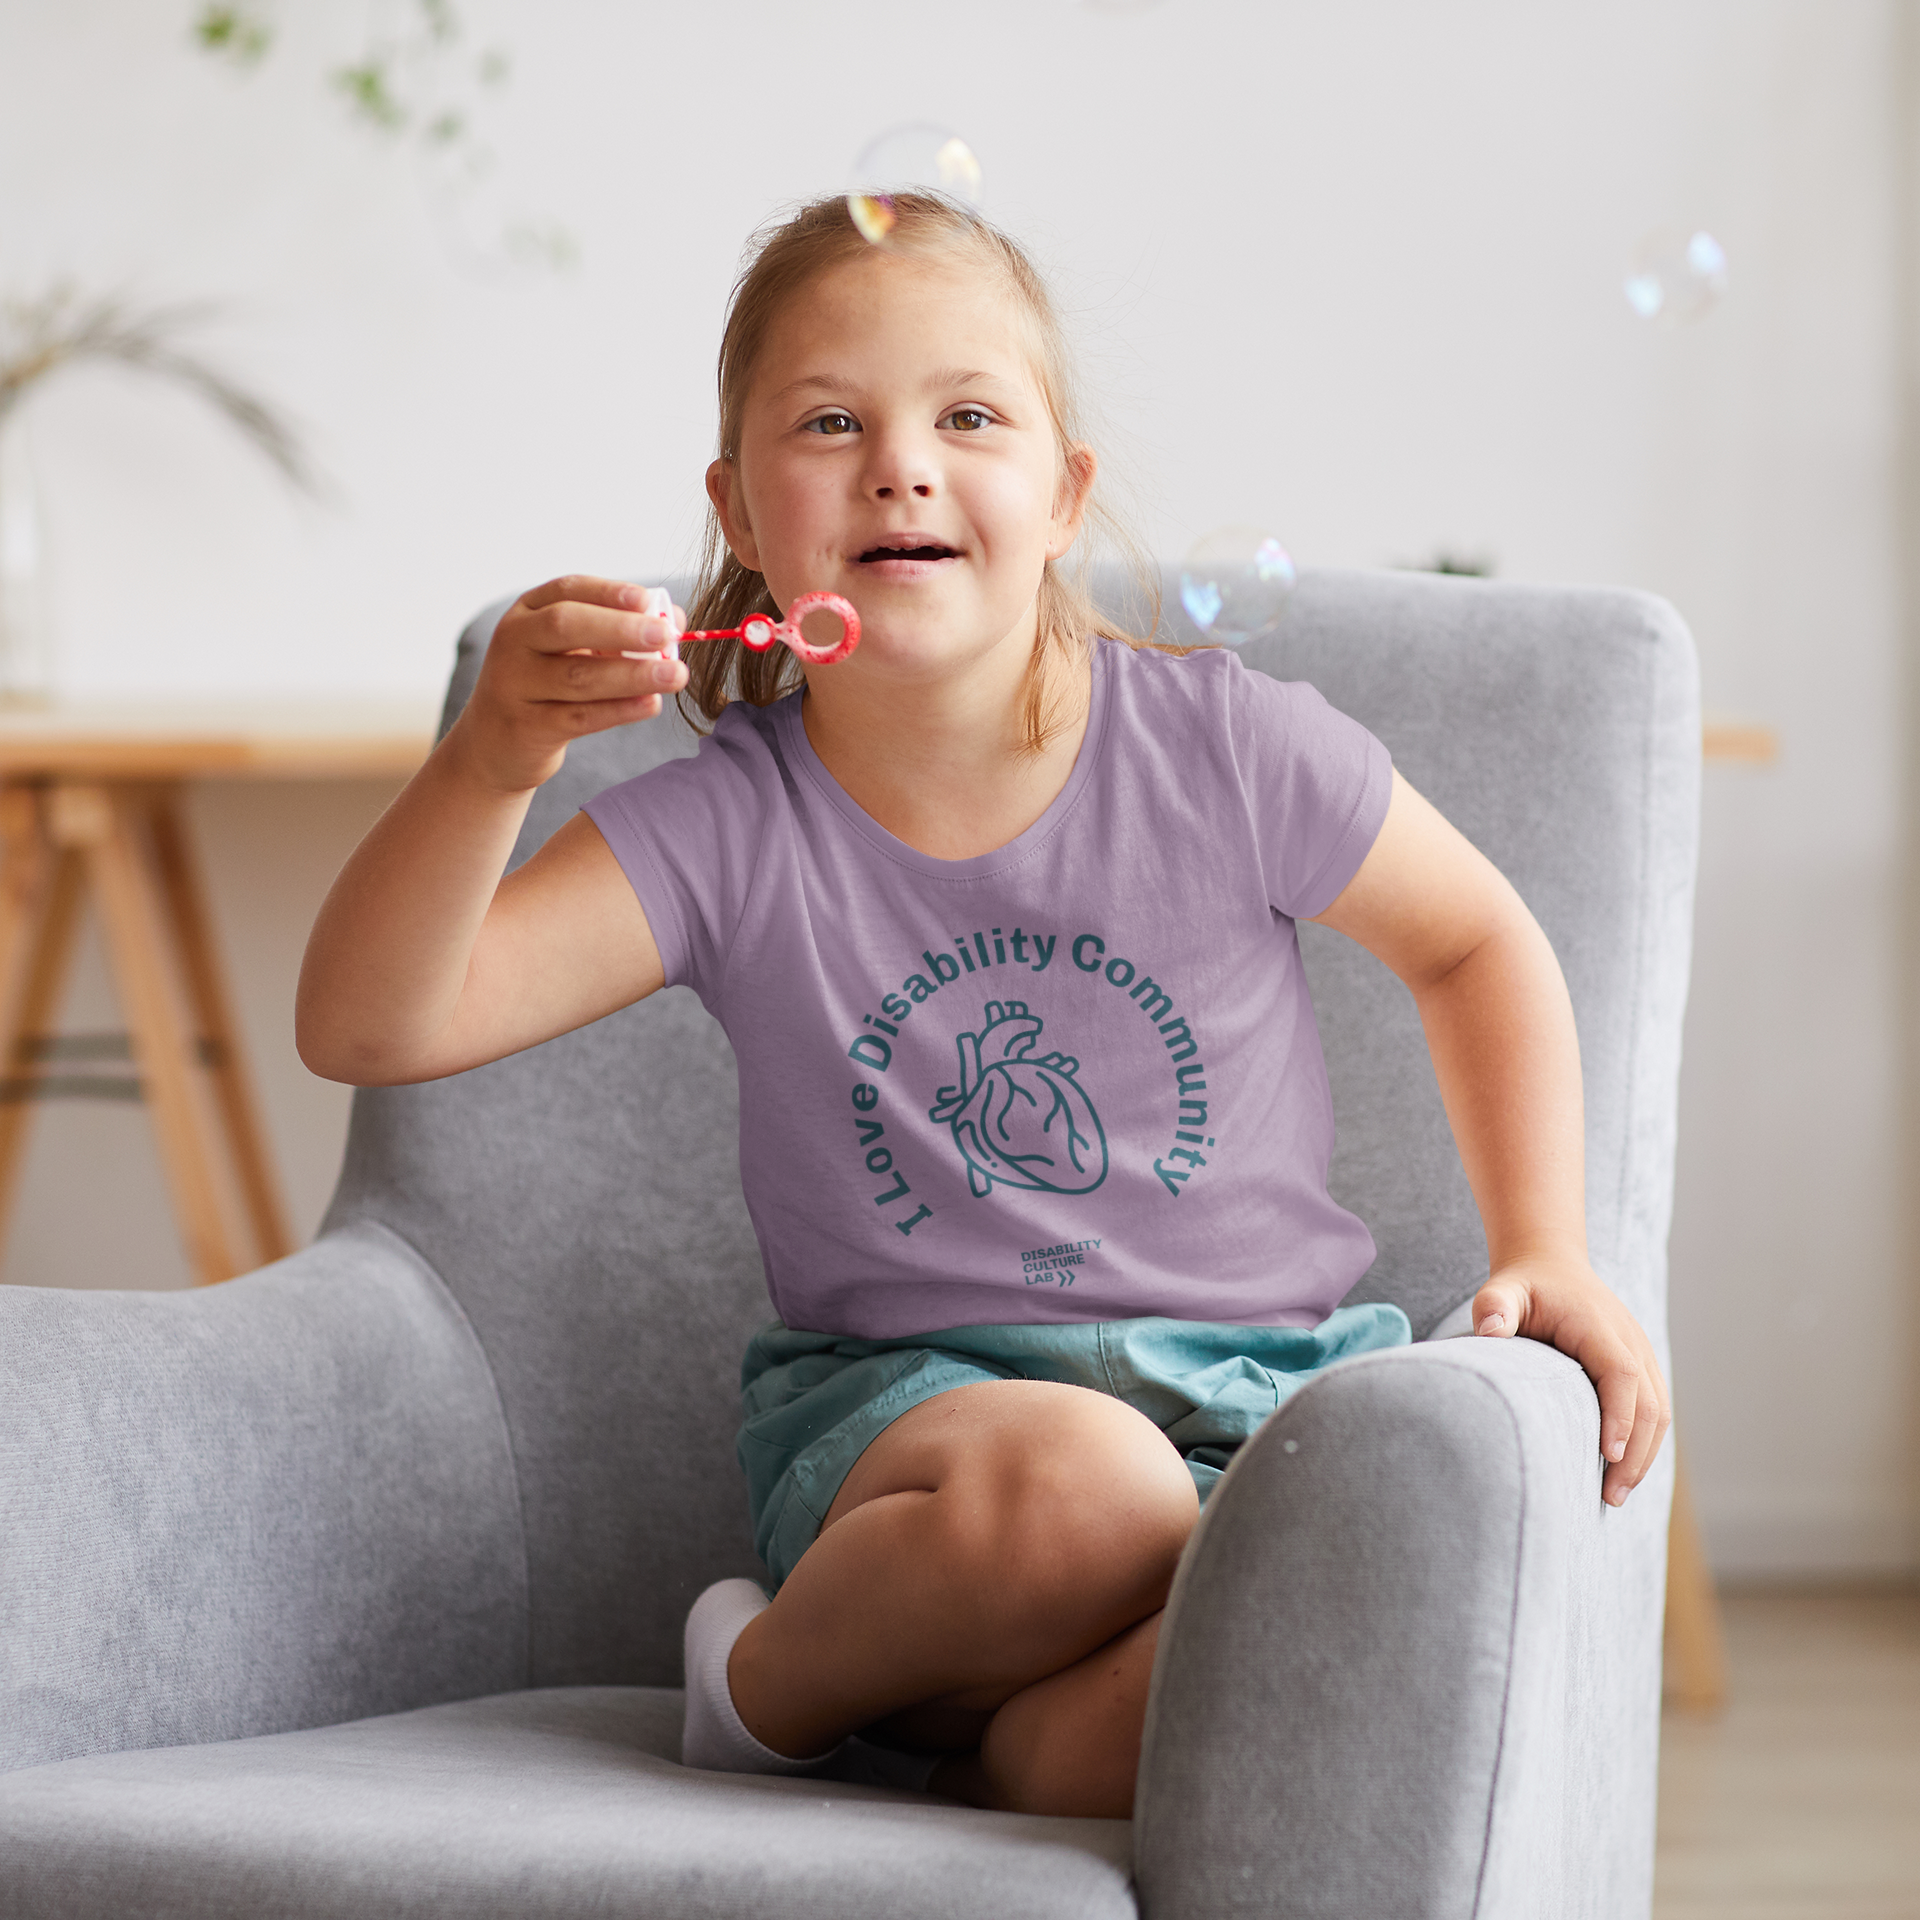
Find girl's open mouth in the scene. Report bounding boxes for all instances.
[856,539,961,565]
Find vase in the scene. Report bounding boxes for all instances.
[0,419,53,707]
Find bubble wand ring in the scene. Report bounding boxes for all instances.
[679,591,860,666]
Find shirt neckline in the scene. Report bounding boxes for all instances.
[773,639,1115,881]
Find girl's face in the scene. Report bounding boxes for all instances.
[708,252,1093,681]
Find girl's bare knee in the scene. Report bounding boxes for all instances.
[827,1381,1198,1661]
[958,1388,1199,1629]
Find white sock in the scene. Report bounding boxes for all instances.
[680,1577,842,1775]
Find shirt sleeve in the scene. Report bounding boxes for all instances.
[579,713,768,1002]
[1230,663,1394,921]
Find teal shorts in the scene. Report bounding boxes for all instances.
[737,1303,1411,1589]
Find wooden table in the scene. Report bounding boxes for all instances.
[0,702,436,1287]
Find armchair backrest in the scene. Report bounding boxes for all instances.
[319,567,1698,1689]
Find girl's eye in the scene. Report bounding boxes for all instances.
[943,407,993,433]
[804,411,859,436]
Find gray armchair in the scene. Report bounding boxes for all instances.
[0,568,1698,1919]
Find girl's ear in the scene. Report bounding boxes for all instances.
[1047,442,1098,561]
[706,458,763,570]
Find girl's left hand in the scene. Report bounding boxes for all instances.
[1470,1257,1672,1509]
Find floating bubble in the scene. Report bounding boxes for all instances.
[1178,529,1297,646]
[1623,229,1727,326]
[847,125,983,245]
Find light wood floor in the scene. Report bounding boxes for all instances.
[1656,1585,1920,1920]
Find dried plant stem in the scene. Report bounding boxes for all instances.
[0,288,319,496]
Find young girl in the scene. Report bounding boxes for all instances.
[297,193,1670,1821]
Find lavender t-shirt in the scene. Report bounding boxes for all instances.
[583,639,1392,1340]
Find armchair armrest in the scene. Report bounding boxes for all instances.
[1135,1337,1669,1920]
[0,1223,529,1778]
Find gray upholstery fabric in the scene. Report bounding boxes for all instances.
[0,567,1697,1919]
[0,1223,527,1777]
[1134,1337,1668,1920]
[0,1688,1134,1919]
[318,991,769,1690]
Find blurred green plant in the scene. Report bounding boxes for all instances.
[0,287,319,495]
[193,6,274,64]
[333,58,408,131]
[189,1,574,273]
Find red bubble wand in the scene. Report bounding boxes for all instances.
[668,590,860,665]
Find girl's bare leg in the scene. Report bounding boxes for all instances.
[933,1610,1163,1817]
[725,1378,1197,1812]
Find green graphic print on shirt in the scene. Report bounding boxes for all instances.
[843,926,1218,1249]
[927,1000,1108,1199]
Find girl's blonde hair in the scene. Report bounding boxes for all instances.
[678,192,1163,752]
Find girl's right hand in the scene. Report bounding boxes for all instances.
[298,572,679,1085]
[448,575,689,794]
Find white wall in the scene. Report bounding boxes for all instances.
[0,0,1911,1576]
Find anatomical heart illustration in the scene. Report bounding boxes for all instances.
[928,1001,1108,1199]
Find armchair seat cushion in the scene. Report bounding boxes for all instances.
[0,1688,1136,1920]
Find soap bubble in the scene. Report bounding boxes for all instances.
[1623,229,1728,326]
[847,125,983,244]
[1178,530,1297,645]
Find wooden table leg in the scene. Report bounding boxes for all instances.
[1664,1442,1729,1713]
[0,776,295,1287]
[0,783,85,1233]
[49,782,245,1286]
[144,788,292,1264]
[0,853,86,1223]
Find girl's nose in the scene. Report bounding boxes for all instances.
[865,432,937,502]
